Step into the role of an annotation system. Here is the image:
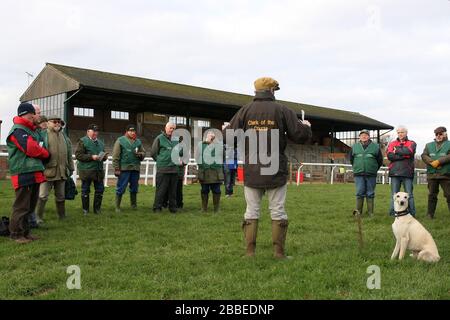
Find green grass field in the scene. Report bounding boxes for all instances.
[0,180,448,300]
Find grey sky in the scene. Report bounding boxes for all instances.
[1,0,449,152]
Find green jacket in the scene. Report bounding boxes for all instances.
[75,136,106,181]
[351,141,382,176]
[112,136,145,171]
[150,133,180,173]
[40,129,75,181]
[7,124,45,175]
[196,141,224,184]
[422,140,450,178]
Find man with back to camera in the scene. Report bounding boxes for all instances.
[225,77,312,259]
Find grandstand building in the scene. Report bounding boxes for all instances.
[20,63,393,165]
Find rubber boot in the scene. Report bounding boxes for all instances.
[427,198,437,219]
[82,194,89,215]
[115,194,122,213]
[93,193,103,214]
[356,197,364,216]
[201,193,208,212]
[130,193,137,210]
[213,193,221,213]
[35,198,47,221]
[366,198,374,217]
[272,220,290,259]
[56,201,66,220]
[242,219,258,257]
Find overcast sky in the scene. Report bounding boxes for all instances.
[1,0,449,152]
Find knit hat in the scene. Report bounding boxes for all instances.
[17,102,35,116]
[254,77,280,91]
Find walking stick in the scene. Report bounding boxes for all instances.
[353,209,364,250]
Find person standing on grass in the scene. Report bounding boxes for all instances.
[223,141,238,198]
[421,126,450,219]
[386,126,417,216]
[34,115,75,222]
[75,124,108,215]
[112,124,146,213]
[195,130,224,213]
[7,102,49,243]
[224,77,312,259]
[350,129,383,217]
[150,122,181,213]
[28,114,48,229]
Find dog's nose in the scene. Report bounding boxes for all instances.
[400,201,405,206]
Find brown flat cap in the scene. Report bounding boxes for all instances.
[254,77,280,91]
[434,126,447,134]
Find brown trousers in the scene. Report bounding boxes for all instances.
[427,178,450,214]
[9,184,40,239]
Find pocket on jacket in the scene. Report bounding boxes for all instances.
[44,167,57,178]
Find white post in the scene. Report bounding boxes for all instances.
[104,158,109,187]
[144,159,150,186]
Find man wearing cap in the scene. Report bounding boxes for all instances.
[75,124,108,215]
[421,126,450,219]
[225,77,312,259]
[34,115,75,222]
[7,102,49,243]
[112,124,146,212]
[350,129,383,217]
[386,126,417,216]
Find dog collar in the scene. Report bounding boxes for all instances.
[394,209,409,217]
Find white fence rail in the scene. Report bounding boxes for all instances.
[295,163,428,186]
[0,153,428,186]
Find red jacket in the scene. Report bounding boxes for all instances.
[7,116,49,189]
[387,138,416,178]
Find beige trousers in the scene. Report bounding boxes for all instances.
[244,184,288,220]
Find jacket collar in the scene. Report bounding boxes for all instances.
[397,137,409,142]
[254,91,275,101]
[13,116,37,131]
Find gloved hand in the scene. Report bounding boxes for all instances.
[136,152,145,161]
[114,169,121,177]
[431,160,440,168]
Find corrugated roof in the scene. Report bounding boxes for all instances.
[47,63,392,130]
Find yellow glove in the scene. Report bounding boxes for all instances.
[431,160,440,168]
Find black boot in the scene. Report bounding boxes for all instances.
[82,194,89,215]
[201,193,208,212]
[427,198,437,219]
[93,193,103,214]
[130,193,137,210]
[213,193,221,213]
[115,194,122,213]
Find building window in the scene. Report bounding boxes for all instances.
[111,111,129,120]
[74,107,94,118]
[169,116,187,126]
[196,120,210,128]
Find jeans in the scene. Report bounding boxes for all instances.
[389,177,416,216]
[116,170,140,195]
[224,168,237,195]
[354,176,377,199]
[201,183,221,195]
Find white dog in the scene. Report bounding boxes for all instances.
[391,192,440,262]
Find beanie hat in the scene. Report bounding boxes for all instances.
[17,102,36,116]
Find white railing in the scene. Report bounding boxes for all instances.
[0,153,429,186]
[295,162,428,186]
